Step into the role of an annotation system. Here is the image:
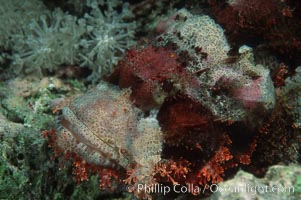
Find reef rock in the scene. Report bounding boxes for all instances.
[208,165,301,200]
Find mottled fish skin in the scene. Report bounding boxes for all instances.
[61,107,124,165]
[56,82,163,175]
[56,83,142,168]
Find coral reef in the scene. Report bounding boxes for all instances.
[1,1,300,200]
[47,8,292,199]
[281,66,301,128]
[210,0,301,66]
[0,76,66,130]
[248,66,301,171]
[208,165,301,200]
[0,113,111,200]
[0,76,128,199]
[0,83,59,199]
[0,114,48,200]
[49,25,266,200]
[36,8,301,200]
[130,0,181,35]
